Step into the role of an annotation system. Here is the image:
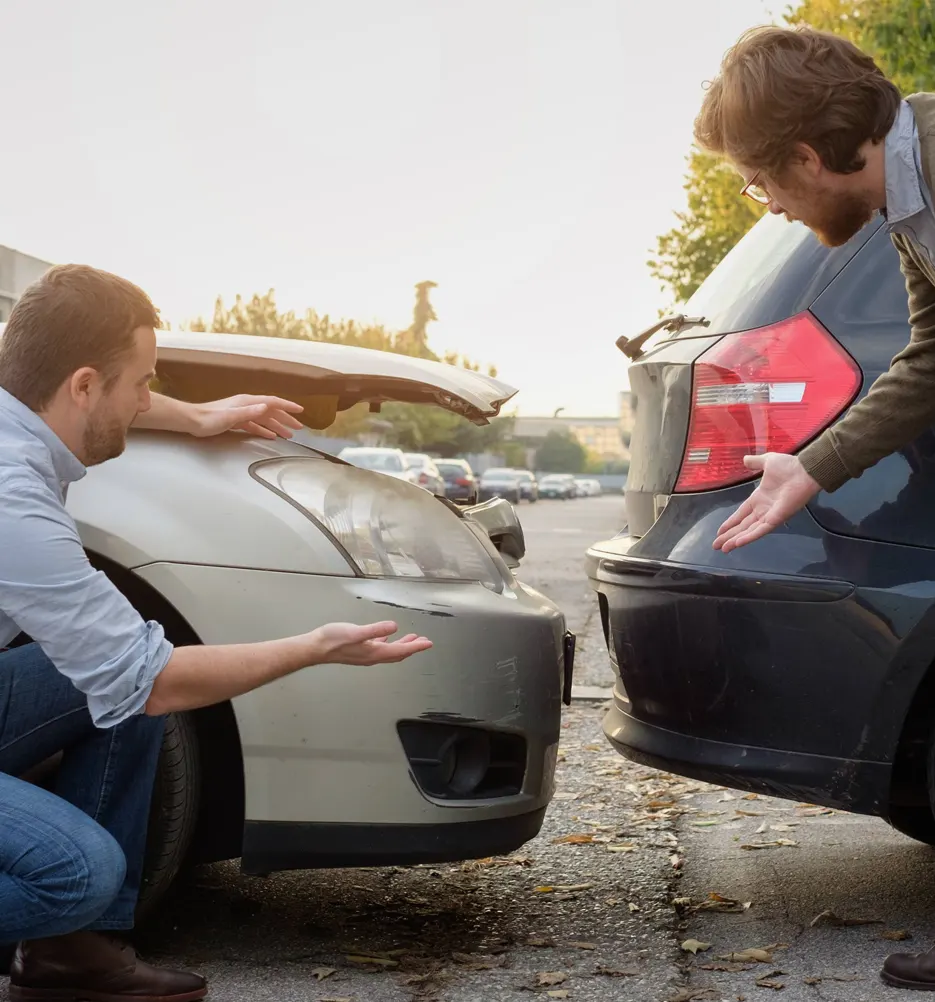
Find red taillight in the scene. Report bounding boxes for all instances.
[675,312,861,493]
[419,472,430,485]
[455,477,471,486]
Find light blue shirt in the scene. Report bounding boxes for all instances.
[883,99,935,267]
[0,387,173,728]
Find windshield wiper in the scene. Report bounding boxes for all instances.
[616,314,710,361]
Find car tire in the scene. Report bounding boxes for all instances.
[887,803,935,846]
[135,712,201,920]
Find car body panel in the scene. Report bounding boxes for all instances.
[134,562,564,828]
[154,330,517,426]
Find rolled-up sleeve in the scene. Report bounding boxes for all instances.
[0,478,173,727]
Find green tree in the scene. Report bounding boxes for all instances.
[650,0,935,304]
[535,431,587,474]
[649,149,766,304]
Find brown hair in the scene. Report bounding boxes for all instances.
[0,264,160,410]
[695,25,900,177]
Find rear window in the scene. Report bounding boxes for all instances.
[671,212,883,339]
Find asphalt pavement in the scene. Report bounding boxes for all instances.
[5,493,930,1002]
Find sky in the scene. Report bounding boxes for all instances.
[2,0,775,416]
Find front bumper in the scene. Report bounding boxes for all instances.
[136,563,568,865]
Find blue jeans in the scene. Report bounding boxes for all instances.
[0,643,165,942]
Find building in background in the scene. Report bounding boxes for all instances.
[0,245,53,321]
[511,413,630,466]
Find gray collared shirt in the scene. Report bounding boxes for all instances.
[0,387,172,727]
[884,100,935,264]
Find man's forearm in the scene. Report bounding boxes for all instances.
[133,393,200,434]
[145,636,316,716]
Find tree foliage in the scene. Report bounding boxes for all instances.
[648,150,766,305]
[188,283,508,454]
[535,430,587,474]
[650,0,935,305]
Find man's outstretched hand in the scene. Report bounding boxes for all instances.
[309,621,433,666]
[192,394,305,440]
[713,453,821,553]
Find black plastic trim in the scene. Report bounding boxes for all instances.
[241,809,547,873]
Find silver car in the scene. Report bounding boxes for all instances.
[52,331,572,913]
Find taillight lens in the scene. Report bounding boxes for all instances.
[675,312,861,493]
[419,472,430,484]
[455,477,471,486]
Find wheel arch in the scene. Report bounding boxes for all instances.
[87,550,246,865]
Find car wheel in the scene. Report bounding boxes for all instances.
[888,803,935,846]
[136,712,201,920]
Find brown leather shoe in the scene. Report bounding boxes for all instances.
[883,947,935,991]
[9,931,207,1001]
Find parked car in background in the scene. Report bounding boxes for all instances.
[20,329,571,916]
[514,470,539,502]
[538,474,576,500]
[479,468,523,504]
[404,452,446,495]
[338,446,417,484]
[574,478,602,497]
[435,458,479,505]
[587,208,935,846]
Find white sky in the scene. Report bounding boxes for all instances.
[2,0,774,416]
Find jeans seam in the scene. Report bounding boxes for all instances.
[0,706,88,757]
[92,725,119,822]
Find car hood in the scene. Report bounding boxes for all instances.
[0,324,517,430]
[155,331,517,429]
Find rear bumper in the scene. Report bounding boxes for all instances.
[583,490,935,817]
[602,696,890,812]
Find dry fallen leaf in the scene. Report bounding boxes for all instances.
[628,902,641,913]
[597,966,640,977]
[547,992,570,1000]
[552,834,596,845]
[538,972,568,986]
[694,893,751,914]
[344,955,399,968]
[569,941,596,950]
[666,990,721,1002]
[742,793,760,800]
[719,948,774,964]
[311,968,337,982]
[681,939,713,955]
[882,930,913,942]
[740,839,799,850]
[670,854,684,870]
[606,844,637,853]
[734,809,764,817]
[810,910,882,928]
[700,962,753,973]
[755,977,785,990]
[527,936,555,948]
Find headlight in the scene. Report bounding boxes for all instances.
[252,457,504,591]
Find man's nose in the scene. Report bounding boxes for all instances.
[768,201,785,215]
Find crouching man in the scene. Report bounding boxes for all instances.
[0,264,432,1001]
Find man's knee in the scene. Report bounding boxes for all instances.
[8,815,127,938]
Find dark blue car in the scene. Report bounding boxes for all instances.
[588,210,935,845]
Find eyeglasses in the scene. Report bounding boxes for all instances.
[740,170,771,206]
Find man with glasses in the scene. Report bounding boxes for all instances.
[694,24,935,991]
[696,26,935,560]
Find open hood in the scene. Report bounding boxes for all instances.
[155,332,517,428]
[0,324,517,429]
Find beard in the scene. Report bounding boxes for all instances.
[796,189,875,248]
[82,407,131,466]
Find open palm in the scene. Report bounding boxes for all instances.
[714,453,821,553]
[311,621,433,665]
